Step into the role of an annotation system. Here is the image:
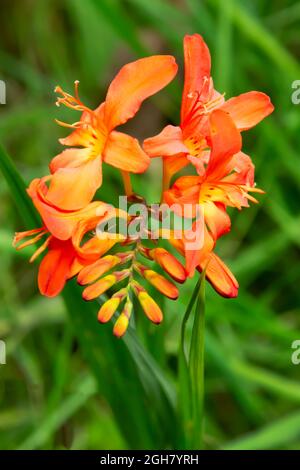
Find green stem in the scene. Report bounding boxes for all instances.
[189,271,206,449]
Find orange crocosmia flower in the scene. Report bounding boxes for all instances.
[13,184,118,297]
[12,221,119,298]
[144,33,274,180]
[46,55,178,211]
[164,109,263,252]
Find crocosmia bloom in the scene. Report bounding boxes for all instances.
[164,109,264,275]
[47,56,178,210]
[144,34,274,184]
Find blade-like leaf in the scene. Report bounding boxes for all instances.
[178,277,200,448]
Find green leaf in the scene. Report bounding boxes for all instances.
[18,373,97,450]
[178,271,206,449]
[223,410,300,450]
[0,144,40,228]
[91,0,148,56]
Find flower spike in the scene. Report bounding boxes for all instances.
[13,33,274,336]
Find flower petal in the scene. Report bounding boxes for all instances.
[164,154,190,178]
[221,91,274,131]
[222,152,255,186]
[38,239,75,297]
[143,125,188,157]
[204,202,231,240]
[199,253,239,298]
[28,179,107,240]
[104,55,178,130]
[181,34,211,124]
[183,215,209,277]
[46,154,102,211]
[49,148,90,174]
[103,131,150,173]
[206,109,242,179]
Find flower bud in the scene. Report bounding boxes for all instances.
[143,269,179,299]
[77,255,120,285]
[113,300,132,338]
[150,248,186,283]
[138,291,163,324]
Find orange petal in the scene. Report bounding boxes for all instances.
[164,154,190,179]
[143,125,188,158]
[77,255,120,285]
[76,237,118,262]
[46,154,102,211]
[103,130,150,173]
[181,34,211,124]
[98,297,121,323]
[143,269,179,299]
[71,206,120,260]
[221,91,274,131]
[82,274,117,301]
[164,177,200,217]
[173,175,201,191]
[38,238,75,297]
[183,214,208,277]
[222,152,255,186]
[104,55,178,130]
[199,252,239,298]
[204,202,231,240]
[68,256,91,279]
[58,109,101,147]
[49,148,89,174]
[150,248,186,283]
[138,291,163,324]
[206,109,242,179]
[28,178,106,240]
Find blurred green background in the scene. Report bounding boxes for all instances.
[1,0,300,450]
